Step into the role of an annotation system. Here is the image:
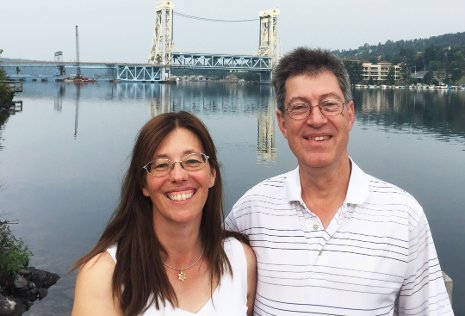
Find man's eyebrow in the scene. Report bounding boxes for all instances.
[319,92,342,99]
[287,96,309,104]
[287,93,341,104]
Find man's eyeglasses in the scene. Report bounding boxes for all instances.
[285,99,346,120]
[143,152,210,177]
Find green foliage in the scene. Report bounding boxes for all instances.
[399,63,411,85]
[343,60,363,84]
[0,68,14,107]
[335,32,465,85]
[0,221,32,282]
[386,67,396,85]
[423,71,436,85]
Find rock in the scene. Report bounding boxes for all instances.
[27,267,59,288]
[1,267,59,315]
[9,297,27,315]
[0,294,16,316]
[12,277,27,291]
[17,269,30,277]
[38,288,47,300]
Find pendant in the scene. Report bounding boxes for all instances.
[178,270,187,282]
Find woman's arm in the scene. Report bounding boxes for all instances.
[242,243,257,316]
[71,252,123,316]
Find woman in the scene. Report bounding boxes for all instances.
[72,111,256,315]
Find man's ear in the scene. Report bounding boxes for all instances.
[276,109,288,139]
[346,100,355,131]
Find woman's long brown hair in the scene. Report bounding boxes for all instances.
[72,111,235,315]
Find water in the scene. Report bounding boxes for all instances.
[1,82,464,315]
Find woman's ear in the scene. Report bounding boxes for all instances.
[142,186,149,197]
[208,167,216,188]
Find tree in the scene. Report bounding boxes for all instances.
[343,60,363,84]
[386,67,396,85]
[450,67,463,84]
[0,49,14,107]
[399,63,411,85]
[0,69,13,107]
[428,60,443,71]
[423,71,435,85]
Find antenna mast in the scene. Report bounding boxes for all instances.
[75,25,81,78]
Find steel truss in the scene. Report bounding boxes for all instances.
[116,65,163,82]
[170,53,271,71]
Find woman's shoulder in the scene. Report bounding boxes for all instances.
[223,236,255,267]
[78,251,116,279]
[73,252,120,315]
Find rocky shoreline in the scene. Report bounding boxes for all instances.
[0,267,59,316]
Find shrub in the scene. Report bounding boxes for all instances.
[0,68,14,107]
[0,220,32,286]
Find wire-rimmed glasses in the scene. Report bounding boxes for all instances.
[285,99,346,120]
[143,152,210,177]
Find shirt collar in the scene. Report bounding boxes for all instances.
[345,159,370,205]
[284,158,370,206]
[285,167,302,203]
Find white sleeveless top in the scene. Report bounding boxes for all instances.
[107,238,248,315]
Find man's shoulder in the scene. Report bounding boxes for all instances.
[241,170,291,196]
[231,170,293,210]
[364,172,422,210]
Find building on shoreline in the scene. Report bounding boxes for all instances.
[362,61,400,83]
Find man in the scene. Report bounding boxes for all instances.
[225,48,453,315]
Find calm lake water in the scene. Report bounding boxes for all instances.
[1,82,464,315]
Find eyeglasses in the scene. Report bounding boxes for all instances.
[285,99,346,120]
[143,152,210,177]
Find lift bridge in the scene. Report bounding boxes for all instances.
[117,0,279,82]
[3,1,279,83]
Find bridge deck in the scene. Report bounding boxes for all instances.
[2,52,272,82]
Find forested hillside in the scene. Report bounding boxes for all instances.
[334,32,465,63]
[334,32,465,85]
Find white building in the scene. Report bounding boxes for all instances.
[362,62,400,83]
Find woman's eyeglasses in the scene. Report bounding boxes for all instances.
[143,152,210,177]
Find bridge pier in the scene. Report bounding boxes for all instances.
[259,71,272,84]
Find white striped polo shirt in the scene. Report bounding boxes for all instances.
[225,160,453,316]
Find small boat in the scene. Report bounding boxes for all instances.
[64,74,96,84]
[73,75,96,84]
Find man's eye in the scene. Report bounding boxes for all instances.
[321,100,338,106]
[290,104,308,112]
[321,100,340,112]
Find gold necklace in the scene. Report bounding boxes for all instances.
[163,249,204,282]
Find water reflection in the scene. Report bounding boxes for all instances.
[113,82,278,162]
[106,83,465,148]
[257,86,276,162]
[53,84,65,112]
[74,85,80,139]
[353,89,465,145]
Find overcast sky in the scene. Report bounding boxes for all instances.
[1,0,464,63]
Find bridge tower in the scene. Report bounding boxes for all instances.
[148,0,174,81]
[258,9,280,67]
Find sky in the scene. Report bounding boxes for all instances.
[1,0,464,63]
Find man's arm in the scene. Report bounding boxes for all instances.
[397,209,454,315]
